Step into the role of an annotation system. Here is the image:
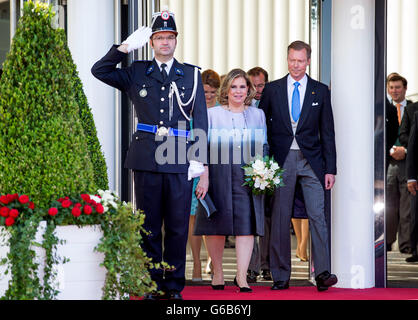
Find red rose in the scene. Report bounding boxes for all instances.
[12,193,19,201]
[18,195,29,204]
[83,205,92,215]
[81,194,90,202]
[9,209,19,219]
[75,203,82,208]
[0,207,10,217]
[71,207,81,217]
[5,217,15,227]
[0,195,9,205]
[96,204,104,214]
[61,199,72,208]
[29,202,35,210]
[6,194,15,203]
[48,207,58,216]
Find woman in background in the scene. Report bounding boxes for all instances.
[188,69,221,281]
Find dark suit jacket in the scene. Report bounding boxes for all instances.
[91,45,208,173]
[259,74,336,186]
[399,101,418,148]
[385,99,400,169]
[406,111,418,180]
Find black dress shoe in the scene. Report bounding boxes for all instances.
[234,277,253,293]
[246,270,258,283]
[315,271,338,292]
[271,280,289,290]
[143,292,164,300]
[262,269,272,281]
[167,291,183,300]
[400,248,412,254]
[406,255,418,263]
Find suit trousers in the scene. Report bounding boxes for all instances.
[248,203,272,273]
[134,170,193,293]
[386,159,412,251]
[270,150,330,281]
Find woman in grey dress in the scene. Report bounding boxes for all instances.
[194,69,268,292]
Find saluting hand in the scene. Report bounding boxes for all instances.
[120,26,152,53]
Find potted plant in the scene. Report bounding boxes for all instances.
[0,1,156,300]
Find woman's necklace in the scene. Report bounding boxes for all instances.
[226,105,248,137]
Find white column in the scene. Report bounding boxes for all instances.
[331,0,375,288]
[67,0,116,191]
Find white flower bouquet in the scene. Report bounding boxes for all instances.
[242,155,285,195]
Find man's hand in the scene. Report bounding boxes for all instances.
[407,181,418,196]
[390,146,406,161]
[120,26,152,53]
[325,174,335,190]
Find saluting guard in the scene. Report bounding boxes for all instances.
[92,10,208,300]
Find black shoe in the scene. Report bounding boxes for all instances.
[234,277,253,293]
[211,284,225,290]
[315,271,338,292]
[271,280,289,290]
[166,291,183,300]
[224,241,235,248]
[261,269,272,281]
[400,248,412,254]
[406,255,418,263]
[246,270,258,283]
[143,292,165,300]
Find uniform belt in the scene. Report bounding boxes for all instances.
[137,123,191,138]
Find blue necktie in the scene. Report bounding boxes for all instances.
[291,82,301,122]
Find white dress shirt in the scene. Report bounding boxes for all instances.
[155,58,174,75]
[287,74,308,150]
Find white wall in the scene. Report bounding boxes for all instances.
[67,0,116,191]
[388,0,418,101]
[331,0,375,288]
[160,0,311,80]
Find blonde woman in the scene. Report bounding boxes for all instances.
[194,69,268,293]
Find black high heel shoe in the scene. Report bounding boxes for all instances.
[234,277,253,293]
[211,283,225,290]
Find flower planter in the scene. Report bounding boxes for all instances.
[0,221,46,297]
[53,225,106,300]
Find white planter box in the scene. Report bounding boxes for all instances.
[53,225,106,300]
[0,224,106,300]
[0,221,46,298]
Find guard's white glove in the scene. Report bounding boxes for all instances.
[122,26,152,53]
[188,160,205,181]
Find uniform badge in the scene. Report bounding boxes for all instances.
[161,11,170,20]
[139,88,148,97]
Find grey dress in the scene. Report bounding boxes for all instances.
[194,106,268,236]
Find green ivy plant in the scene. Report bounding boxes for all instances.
[0,194,43,300]
[0,1,157,300]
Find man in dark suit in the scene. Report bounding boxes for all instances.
[91,11,208,300]
[259,41,337,291]
[406,110,418,262]
[386,75,414,253]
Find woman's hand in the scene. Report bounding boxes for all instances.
[195,167,209,199]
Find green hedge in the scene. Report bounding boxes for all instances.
[0,1,98,208]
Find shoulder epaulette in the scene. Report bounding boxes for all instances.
[183,62,201,70]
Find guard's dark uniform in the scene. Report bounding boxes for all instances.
[91,16,208,295]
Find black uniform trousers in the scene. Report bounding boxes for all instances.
[134,170,193,293]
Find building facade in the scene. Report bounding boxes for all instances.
[1,0,418,289]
